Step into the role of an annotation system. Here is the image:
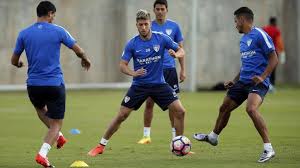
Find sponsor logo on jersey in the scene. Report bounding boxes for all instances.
[241,50,256,58]
[137,55,161,65]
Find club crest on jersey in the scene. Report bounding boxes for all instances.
[124,96,130,103]
[247,39,252,47]
[153,45,160,52]
[166,29,172,35]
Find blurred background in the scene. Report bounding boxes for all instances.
[0,0,299,91]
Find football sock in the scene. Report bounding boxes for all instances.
[57,131,63,140]
[143,127,151,137]
[171,127,176,138]
[264,143,273,151]
[208,131,219,141]
[39,143,51,158]
[100,138,109,146]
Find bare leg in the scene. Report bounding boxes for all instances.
[144,98,154,127]
[44,119,63,146]
[213,96,240,134]
[168,100,185,136]
[103,106,133,140]
[246,93,270,143]
[35,106,50,128]
[168,109,175,128]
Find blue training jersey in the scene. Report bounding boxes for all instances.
[13,22,76,86]
[239,27,275,87]
[151,19,183,69]
[121,32,179,85]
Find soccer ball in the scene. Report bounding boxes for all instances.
[170,135,191,156]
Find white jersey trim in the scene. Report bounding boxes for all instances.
[255,27,272,49]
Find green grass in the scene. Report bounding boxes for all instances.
[0,88,300,168]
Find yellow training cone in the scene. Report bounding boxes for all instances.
[70,161,89,167]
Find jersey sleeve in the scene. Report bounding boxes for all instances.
[174,24,183,43]
[162,33,179,51]
[121,40,133,62]
[258,30,275,56]
[13,32,24,56]
[60,28,76,49]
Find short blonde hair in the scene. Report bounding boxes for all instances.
[136,9,151,22]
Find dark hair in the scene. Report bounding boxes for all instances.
[36,1,56,17]
[153,0,168,9]
[234,7,254,21]
[269,17,277,25]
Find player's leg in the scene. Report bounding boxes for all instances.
[34,106,67,149]
[138,97,154,144]
[246,85,275,162]
[164,68,179,138]
[88,105,134,156]
[103,106,134,140]
[168,100,185,136]
[35,85,66,167]
[213,96,239,135]
[88,85,147,156]
[194,81,246,145]
[168,109,176,138]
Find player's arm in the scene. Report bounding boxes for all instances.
[169,46,185,58]
[11,53,24,68]
[119,60,146,77]
[224,72,240,89]
[72,44,91,71]
[177,42,186,82]
[252,51,278,84]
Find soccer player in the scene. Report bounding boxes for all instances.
[263,17,286,92]
[137,0,186,145]
[88,9,186,156]
[11,1,91,167]
[193,7,278,163]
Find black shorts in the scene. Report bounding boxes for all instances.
[227,81,269,105]
[27,84,66,119]
[121,84,178,111]
[163,68,179,93]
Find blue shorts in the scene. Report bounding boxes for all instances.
[163,68,179,93]
[121,84,178,111]
[227,81,269,105]
[27,84,66,119]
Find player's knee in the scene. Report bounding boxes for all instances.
[145,100,154,109]
[246,106,257,115]
[174,108,185,119]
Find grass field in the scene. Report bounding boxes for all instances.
[0,88,300,168]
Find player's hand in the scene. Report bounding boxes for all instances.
[224,81,234,89]
[168,49,177,58]
[133,67,147,77]
[252,75,264,85]
[81,57,91,71]
[17,60,24,68]
[179,70,186,83]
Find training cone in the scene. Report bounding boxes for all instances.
[70,128,81,135]
[70,161,89,167]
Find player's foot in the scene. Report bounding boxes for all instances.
[193,133,218,146]
[35,154,55,168]
[188,151,195,155]
[88,144,105,157]
[56,135,67,149]
[137,136,151,144]
[257,150,275,163]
